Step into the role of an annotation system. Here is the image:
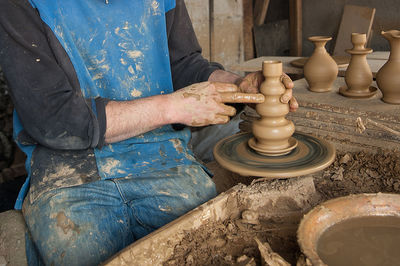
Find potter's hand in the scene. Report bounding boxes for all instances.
[237,71,299,112]
[170,82,264,127]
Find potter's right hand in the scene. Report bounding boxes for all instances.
[169,82,264,127]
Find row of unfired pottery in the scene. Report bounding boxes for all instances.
[304,30,400,104]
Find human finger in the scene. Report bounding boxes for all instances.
[281,73,294,90]
[213,82,238,93]
[239,71,264,93]
[218,103,237,117]
[289,96,299,112]
[219,92,265,103]
[280,88,293,104]
[213,114,230,124]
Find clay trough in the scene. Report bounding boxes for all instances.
[298,193,400,266]
[104,175,320,265]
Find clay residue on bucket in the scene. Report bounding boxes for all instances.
[317,216,400,266]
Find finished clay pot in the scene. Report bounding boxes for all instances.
[340,33,376,98]
[376,30,400,104]
[304,36,338,92]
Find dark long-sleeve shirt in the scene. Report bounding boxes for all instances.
[0,0,222,209]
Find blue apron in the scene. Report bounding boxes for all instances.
[15,0,201,209]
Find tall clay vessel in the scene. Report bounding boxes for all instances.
[304,36,338,92]
[248,61,297,156]
[376,30,400,104]
[340,33,377,98]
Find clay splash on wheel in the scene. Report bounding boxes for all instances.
[213,131,335,178]
[213,60,335,179]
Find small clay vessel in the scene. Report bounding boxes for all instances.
[340,33,377,98]
[304,36,338,92]
[376,30,400,104]
[248,61,297,156]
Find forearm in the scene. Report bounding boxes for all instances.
[104,81,264,144]
[104,94,175,143]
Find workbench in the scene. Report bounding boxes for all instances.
[240,77,400,153]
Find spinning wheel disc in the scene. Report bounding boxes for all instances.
[213,132,335,178]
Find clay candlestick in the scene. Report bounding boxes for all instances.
[340,33,377,98]
[248,61,297,156]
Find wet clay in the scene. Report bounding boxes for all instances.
[249,61,297,156]
[160,151,400,266]
[376,30,400,104]
[340,33,377,98]
[317,216,400,266]
[304,36,338,92]
[214,132,335,178]
[213,60,336,178]
[297,193,400,266]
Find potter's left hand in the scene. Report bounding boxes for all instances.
[237,71,299,112]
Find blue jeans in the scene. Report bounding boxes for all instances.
[22,165,216,266]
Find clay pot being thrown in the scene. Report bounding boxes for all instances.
[340,33,377,98]
[248,61,297,156]
[376,30,400,104]
[304,36,338,92]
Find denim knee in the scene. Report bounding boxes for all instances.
[114,165,217,237]
[22,182,134,266]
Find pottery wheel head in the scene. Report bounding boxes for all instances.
[213,132,336,179]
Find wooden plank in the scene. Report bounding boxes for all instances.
[333,5,376,57]
[289,0,302,56]
[254,0,270,26]
[254,20,290,57]
[367,51,389,60]
[185,0,210,60]
[210,0,244,71]
[243,0,255,60]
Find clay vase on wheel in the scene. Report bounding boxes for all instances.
[376,30,400,104]
[304,36,338,92]
[249,60,297,156]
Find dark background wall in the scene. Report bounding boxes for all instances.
[303,0,400,56]
[255,0,400,57]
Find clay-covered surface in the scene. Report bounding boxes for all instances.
[163,218,299,265]
[0,210,27,266]
[315,151,400,200]
[213,132,335,178]
[164,151,400,265]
